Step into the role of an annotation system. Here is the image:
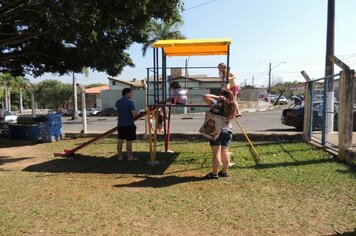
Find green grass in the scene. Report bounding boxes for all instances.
[0,138,355,235]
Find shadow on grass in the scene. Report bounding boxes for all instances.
[335,163,356,177]
[0,138,41,148]
[114,175,205,188]
[23,151,180,175]
[0,156,30,166]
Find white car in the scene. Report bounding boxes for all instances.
[3,111,18,123]
[86,108,100,116]
[279,96,288,105]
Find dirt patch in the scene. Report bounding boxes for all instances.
[0,140,50,170]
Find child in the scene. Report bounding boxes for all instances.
[149,108,164,133]
[169,81,188,104]
[218,63,241,117]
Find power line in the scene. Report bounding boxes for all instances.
[185,0,219,11]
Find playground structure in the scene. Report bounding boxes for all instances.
[145,38,233,164]
[54,38,260,163]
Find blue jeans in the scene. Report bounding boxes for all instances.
[209,130,232,147]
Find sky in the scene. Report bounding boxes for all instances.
[28,0,356,88]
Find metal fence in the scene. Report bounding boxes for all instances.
[309,74,340,150]
[303,56,355,164]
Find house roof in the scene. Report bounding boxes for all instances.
[108,77,144,88]
[152,38,232,56]
[190,77,221,82]
[84,85,109,94]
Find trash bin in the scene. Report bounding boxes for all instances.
[9,124,41,141]
[10,114,63,142]
[39,114,62,142]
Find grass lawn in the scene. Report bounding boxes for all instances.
[0,138,355,235]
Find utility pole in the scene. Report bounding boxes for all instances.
[325,0,335,133]
[268,62,272,93]
[267,61,285,94]
[325,0,335,77]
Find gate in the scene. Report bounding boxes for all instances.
[302,56,355,164]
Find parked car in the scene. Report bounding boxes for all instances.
[277,96,288,105]
[48,108,66,115]
[48,109,57,114]
[3,111,18,123]
[63,109,73,116]
[269,95,277,103]
[63,109,82,117]
[282,101,327,131]
[97,107,117,116]
[263,94,277,103]
[86,108,100,116]
[281,101,356,131]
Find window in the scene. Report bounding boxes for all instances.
[112,81,116,86]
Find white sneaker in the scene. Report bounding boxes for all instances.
[127,156,138,161]
[116,155,124,161]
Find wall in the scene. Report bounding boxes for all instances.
[101,89,146,111]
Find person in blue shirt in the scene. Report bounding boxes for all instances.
[115,88,139,161]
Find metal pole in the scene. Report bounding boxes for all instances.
[325,0,335,133]
[77,83,87,134]
[268,62,271,94]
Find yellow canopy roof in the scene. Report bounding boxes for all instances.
[152,38,231,56]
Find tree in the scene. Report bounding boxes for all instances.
[0,73,30,111]
[34,80,72,109]
[141,18,186,56]
[0,73,17,111]
[86,83,107,89]
[12,76,29,113]
[0,0,183,77]
[271,80,299,106]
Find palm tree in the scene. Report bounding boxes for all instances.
[0,73,17,111]
[141,18,186,56]
[13,76,29,114]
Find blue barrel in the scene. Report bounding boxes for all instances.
[40,114,63,142]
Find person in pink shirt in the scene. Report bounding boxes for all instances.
[218,63,241,116]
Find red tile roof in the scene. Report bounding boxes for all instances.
[84,85,109,94]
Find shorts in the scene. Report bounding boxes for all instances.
[229,86,239,97]
[209,130,233,147]
[118,125,137,141]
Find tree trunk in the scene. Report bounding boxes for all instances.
[72,72,79,120]
[19,89,23,114]
[4,83,9,110]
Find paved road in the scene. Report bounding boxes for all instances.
[62,108,298,134]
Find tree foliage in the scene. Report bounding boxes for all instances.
[0,0,184,77]
[141,18,186,56]
[0,73,30,110]
[86,83,107,89]
[34,80,72,108]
